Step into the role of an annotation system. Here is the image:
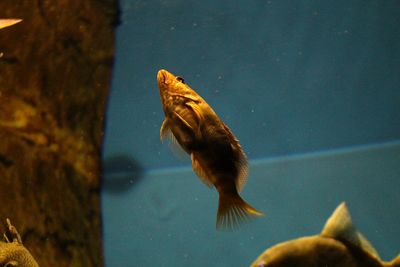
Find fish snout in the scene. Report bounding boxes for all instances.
[157,69,168,84]
[157,69,176,85]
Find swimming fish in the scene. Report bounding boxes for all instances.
[0,19,22,30]
[250,202,400,267]
[157,69,263,230]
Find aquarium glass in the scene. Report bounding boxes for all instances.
[102,1,400,266]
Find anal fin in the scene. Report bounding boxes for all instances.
[160,118,187,159]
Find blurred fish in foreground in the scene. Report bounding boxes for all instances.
[0,19,22,30]
[157,69,262,230]
[250,202,400,267]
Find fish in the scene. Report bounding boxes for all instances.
[250,202,400,267]
[0,19,22,30]
[157,69,263,230]
[0,219,39,267]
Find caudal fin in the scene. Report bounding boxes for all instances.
[216,191,263,231]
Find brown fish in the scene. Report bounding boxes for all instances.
[0,219,39,267]
[157,69,263,230]
[250,202,400,267]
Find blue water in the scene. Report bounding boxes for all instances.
[102,1,400,266]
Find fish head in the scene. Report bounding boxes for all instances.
[157,69,187,94]
[157,69,196,113]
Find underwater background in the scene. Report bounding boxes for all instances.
[101,1,400,266]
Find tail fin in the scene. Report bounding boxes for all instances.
[216,191,263,231]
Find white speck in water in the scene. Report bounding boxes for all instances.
[192,22,197,27]
[170,26,175,31]
[251,109,255,113]
[337,30,349,35]
[215,89,220,94]
[217,75,223,80]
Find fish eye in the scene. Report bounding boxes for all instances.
[176,76,185,83]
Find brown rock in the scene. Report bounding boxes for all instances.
[0,0,118,266]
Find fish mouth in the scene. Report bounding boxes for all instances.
[157,69,176,85]
[157,69,168,84]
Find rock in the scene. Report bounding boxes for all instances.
[0,1,118,266]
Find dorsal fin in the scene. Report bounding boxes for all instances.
[221,123,248,192]
[321,202,380,259]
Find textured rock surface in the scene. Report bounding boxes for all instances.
[0,1,117,266]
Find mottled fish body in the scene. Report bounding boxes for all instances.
[157,69,262,230]
[250,202,400,267]
[0,219,39,267]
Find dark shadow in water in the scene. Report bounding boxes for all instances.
[102,154,143,194]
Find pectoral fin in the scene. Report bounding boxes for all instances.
[186,101,204,122]
[160,118,187,159]
[174,111,194,131]
[160,118,169,142]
